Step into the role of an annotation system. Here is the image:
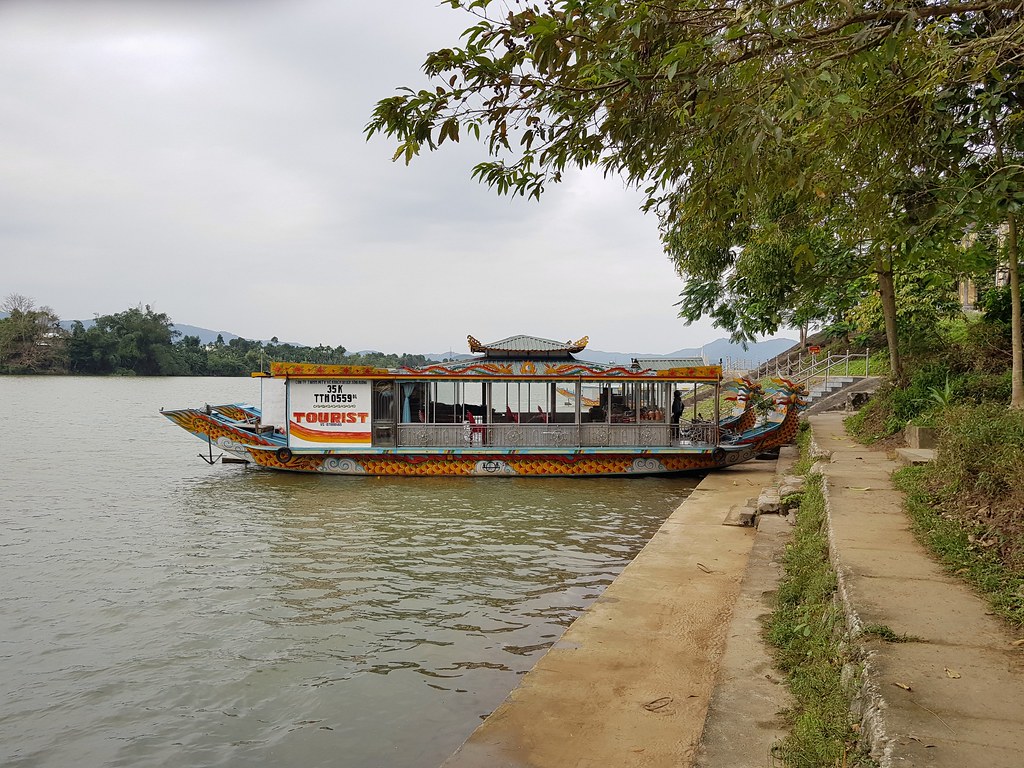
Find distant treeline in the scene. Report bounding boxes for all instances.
[0,296,428,376]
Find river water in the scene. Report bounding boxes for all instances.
[0,376,698,768]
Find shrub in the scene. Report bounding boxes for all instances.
[931,404,1024,500]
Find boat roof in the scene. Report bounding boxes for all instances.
[264,333,722,382]
[467,334,589,356]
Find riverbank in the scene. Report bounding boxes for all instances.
[441,460,780,767]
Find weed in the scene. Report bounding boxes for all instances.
[791,427,814,475]
[781,492,805,510]
[893,468,1024,628]
[925,376,954,409]
[766,471,875,766]
[861,624,919,643]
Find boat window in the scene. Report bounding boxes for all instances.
[491,381,548,423]
[582,385,609,423]
[400,382,428,423]
[637,382,669,422]
[608,382,634,423]
[412,381,487,424]
[552,382,577,423]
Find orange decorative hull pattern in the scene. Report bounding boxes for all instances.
[245,450,732,477]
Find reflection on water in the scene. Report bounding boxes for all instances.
[0,377,697,768]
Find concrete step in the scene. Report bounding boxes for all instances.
[895,447,936,466]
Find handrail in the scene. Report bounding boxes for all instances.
[748,348,870,386]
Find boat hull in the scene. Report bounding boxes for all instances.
[243,447,757,476]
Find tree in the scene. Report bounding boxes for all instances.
[68,305,183,375]
[1,293,37,314]
[0,298,66,373]
[368,0,1023,388]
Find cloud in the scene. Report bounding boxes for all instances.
[0,0,741,353]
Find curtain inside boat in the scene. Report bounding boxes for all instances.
[401,382,415,422]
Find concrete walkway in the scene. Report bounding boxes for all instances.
[810,412,1024,767]
[442,461,778,768]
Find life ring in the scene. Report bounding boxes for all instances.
[276,447,293,463]
[712,447,726,464]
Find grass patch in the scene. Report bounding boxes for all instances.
[893,467,1024,627]
[766,471,873,766]
[861,624,919,643]
[790,423,814,475]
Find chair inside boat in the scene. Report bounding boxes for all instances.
[465,410,486,444]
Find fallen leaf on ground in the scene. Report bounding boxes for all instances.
[893,682,913,691]
[643,697,672,712]
[944,668,961,679]
[1012,639,1024,647]
[846,486,872,491]
[696,562,713,574]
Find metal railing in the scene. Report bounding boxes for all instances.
[396,421,681,449]
[678,420,720,445]
[750,349,870,390]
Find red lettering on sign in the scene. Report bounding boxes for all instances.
[290,411,372,427]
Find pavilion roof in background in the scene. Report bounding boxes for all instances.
[633,357,706,370]
[467,334,589,357]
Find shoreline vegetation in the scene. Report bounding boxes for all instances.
[0,299,429,377]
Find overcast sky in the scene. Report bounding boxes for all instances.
[0,0,783,355]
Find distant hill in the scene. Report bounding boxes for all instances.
[170,324,242,345]
[425,337,798,367]
[5,313,797,366]
[48,319,242,345]
[579,337,796,367]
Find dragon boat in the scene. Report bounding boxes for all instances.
[162,334,806,477]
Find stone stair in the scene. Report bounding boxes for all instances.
[801,376,884,417]
[804,375,864,405]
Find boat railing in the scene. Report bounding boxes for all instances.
[679,420,720,445]
[396,422,691,449]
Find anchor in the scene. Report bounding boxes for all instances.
[199,437,223,466]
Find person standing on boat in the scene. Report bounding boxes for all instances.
[671,390,683,439]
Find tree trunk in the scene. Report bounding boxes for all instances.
[876,251,903,383]
[799,324,807,349]
[1007,211,1023,409]
[994,122,1023,409]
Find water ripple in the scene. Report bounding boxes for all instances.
[0,377,696,768]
